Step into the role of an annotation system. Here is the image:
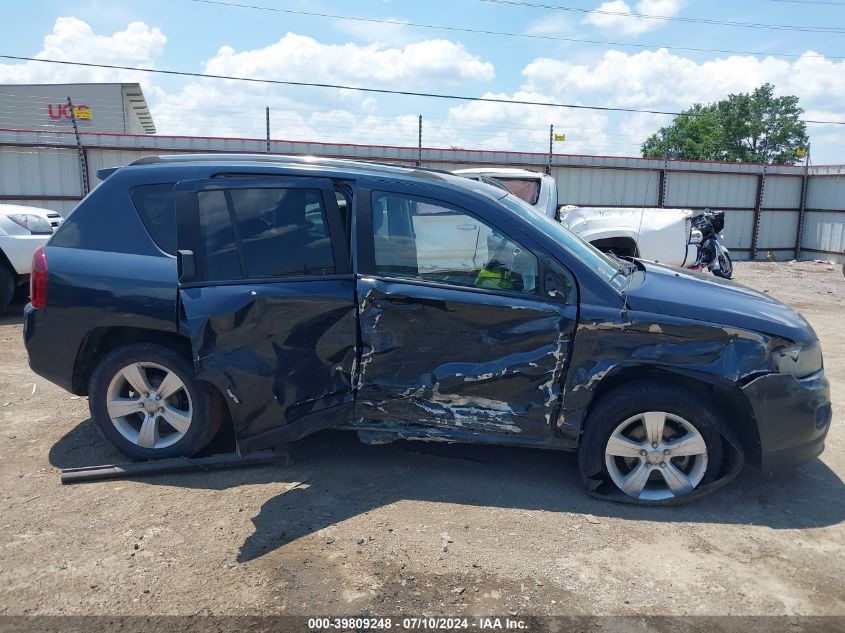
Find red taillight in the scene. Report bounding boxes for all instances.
[30,246,48,309]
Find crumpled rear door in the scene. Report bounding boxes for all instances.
[174,177,356,453]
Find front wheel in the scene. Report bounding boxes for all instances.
[580,382,725,502]
[88,343,224,460]
[712,250,733,279]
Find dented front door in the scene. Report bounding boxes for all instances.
[353,182,577,439]
[175,177,357,452]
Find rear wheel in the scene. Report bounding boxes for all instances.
[0,265,14,312]
[89,343,223,460]
[580,382,725,501]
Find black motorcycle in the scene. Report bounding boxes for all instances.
[688,209,733,279]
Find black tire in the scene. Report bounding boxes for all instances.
[713,251,733,279]
[88,343,224,460]
[0,265,14,313]
[579,381,726,501]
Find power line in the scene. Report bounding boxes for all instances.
[186,0,843,60]
[479,0,845,33]
[1,54,843,126]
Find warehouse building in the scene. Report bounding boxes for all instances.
[0,82,156,135]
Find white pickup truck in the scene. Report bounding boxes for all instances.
[452,168,703,269]
[0,204,63,311]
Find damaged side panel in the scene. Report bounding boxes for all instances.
[179,280,358,449]
[353,277,577,440]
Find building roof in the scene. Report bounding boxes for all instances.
[121,83,156,134]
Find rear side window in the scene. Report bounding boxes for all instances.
[498,179,541,205]
[198,187,335,281]
[131,184,177,255]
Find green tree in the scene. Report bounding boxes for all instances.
[641,84,809,164]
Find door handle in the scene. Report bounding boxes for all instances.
[177,249,196,282]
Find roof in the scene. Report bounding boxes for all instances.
[126,153,509,200]
[452,167,549,178]
[121,84,156,134]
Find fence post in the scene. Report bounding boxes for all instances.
[657,129,669,208]
[794,144,811,260]
[750,166,767,261]
[67,96,89,197]
[417,115,422,167]
[266,106,271,153]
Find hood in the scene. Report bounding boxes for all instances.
[625,261,815,344]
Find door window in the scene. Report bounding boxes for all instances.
[371,192,538,294]
[197,187,335,281]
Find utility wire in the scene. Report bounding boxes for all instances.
[187,0,843,59]
[479,0,845,33]
[1,54,843,125]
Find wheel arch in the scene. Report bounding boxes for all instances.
[588,235,640,258]
[73,326,208,396]
[581,364,762,465]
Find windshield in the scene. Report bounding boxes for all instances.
[497,194,628,290]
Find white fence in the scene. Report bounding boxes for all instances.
[1,127,843,263]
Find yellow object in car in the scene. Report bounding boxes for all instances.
[475,266,514,290]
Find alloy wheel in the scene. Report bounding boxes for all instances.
[604,411,709,501]
[105,362,193,450]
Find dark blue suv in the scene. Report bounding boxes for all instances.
[24,155,831,503]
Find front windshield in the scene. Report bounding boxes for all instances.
[497,194,628,290]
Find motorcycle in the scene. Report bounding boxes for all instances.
[688,209,733,279]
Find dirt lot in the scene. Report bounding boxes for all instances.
[0,261,843,618]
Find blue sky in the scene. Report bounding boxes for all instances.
[2,0,844,161]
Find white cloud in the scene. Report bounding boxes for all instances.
[332,17,413,48]
[522,48,845,111]
[584,0,686,36]
[0,16,165,85]
[203,34,494,90]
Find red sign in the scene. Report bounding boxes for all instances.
[47,103,93,122]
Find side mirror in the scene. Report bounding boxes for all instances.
[177,249,196,282]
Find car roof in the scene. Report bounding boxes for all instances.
[452,167,547,178]
[125,154,509,202]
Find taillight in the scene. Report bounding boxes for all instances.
[30,246,48,309]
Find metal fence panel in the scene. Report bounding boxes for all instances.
[553,167,660,207]
[802,211,845,258]
[665,172,758,209]
[762,175,802,210]
[0,146,81,197]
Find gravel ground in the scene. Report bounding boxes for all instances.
[0,261,843,618]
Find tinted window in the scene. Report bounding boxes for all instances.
[372,192,538,294]
[498,178,541,205]
[131,184,177,255]
[198,190,241,281]
[198,187,335,281]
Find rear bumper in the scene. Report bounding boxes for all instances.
[24,303,75,392]
[741,370,831,473]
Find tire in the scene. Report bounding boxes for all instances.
[713,251,733,279]
[579,382,725,501]
[0,265,14,313]
[88,343,224,460]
